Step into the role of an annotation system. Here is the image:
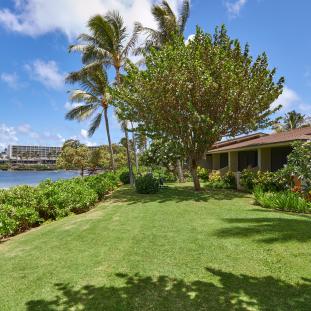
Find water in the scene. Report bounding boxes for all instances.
[0,170,80,189]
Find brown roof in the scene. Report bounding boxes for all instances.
[208,126,311,153]
[211,132,267,149]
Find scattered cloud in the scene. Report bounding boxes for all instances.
[0,0,184,39]
[64,102,80,111]
[272,86,311,114]
[0,124,18,149]
[25,59,65,90]
[1,72,20,89]
[185,34,195,45]
[80,129,88,139]
[225,0,247,18]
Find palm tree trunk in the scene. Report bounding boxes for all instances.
[131,122,139,173]
[103,106,115,172]
[115,66,134,185]
[124,122,134,185]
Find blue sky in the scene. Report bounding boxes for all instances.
[0,0,310,150]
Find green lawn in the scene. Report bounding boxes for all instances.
[1,184,311,310]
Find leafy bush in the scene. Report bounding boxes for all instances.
[135,174,160,194]
[84,173,119,200]
[222,171,236,188]
[0,173,120,238]
[0,205,18,237]
[240,169,289,192]
[197,167,209,182]
[240,169,257,191]
[209,171,222,183]
[119,171,131,184]
[254,187,311,213]
[206,171,236,189]
[287,141,311,193]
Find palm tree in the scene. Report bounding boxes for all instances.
[69,11,138,184]
[65,65,115,172]
[135,0,190,52]
[273,110,310,132]
[283,110,307,130]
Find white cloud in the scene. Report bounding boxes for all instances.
[25,59,65,90]
[272,86,311,114]
[1,72,19,89]
[225,0,247,18]
[64,102,80,111]
[0,0,184,39]
[0,124,18,149]
[80,129,88,138]
[185,34,195,45]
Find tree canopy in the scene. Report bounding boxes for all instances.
[114,26,284,190]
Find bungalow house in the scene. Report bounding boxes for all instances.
[201,126,311,187]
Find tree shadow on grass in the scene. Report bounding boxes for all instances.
[215,214,311,243]
[26,267,311,311]
[112,185,250,205]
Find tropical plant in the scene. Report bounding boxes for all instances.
[66,65,115,171]
[135,174,160,194]
[114,27,284,190]
[287,141,311,192]
[69,10,139,184]
[136,0,190,52]
[273,110,310,132]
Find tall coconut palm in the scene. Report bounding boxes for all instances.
[273,110,310,132]
[283,110,307,130]
[65,65,115,172]
[135,0,190,52]
[69,11,138,184]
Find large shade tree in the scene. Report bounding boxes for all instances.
[65,65,115,172]
[114,26,284,191]
[69,11,138,184]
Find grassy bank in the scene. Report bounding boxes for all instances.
[1,184,311,310]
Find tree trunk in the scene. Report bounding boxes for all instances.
[176,159,184,183]
[103,106,115,172]
[131,122,139,173]
[81,167,84,177]
[124,124,134,185]
[115,66,134,185]
[189,158,201,191]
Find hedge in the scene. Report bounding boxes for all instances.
[0,173,120,238]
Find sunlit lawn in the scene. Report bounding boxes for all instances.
[1,183,311,310]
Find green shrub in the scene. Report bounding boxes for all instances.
[223,171,236,188]
[0,205,18,237]
[0,203,40,237]
[254,187,311,213]
[135,174,160,194]
[119,171,131,184]
[241,169,289,192]
[0,173,120,238]
[206,171,236,189]
[37,178,98,218]
[197,167,209,182]
[84,173,119,200]
[240,169,257,191]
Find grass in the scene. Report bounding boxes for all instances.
[1,183,311,310]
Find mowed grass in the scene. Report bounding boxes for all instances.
[1,184,311,310]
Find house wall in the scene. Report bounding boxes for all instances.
[259,148,271,171]
[228,152,238,172]
[212,154,220,170]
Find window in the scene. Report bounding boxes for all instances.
[220,153,228,168]
[238,150,258,171]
